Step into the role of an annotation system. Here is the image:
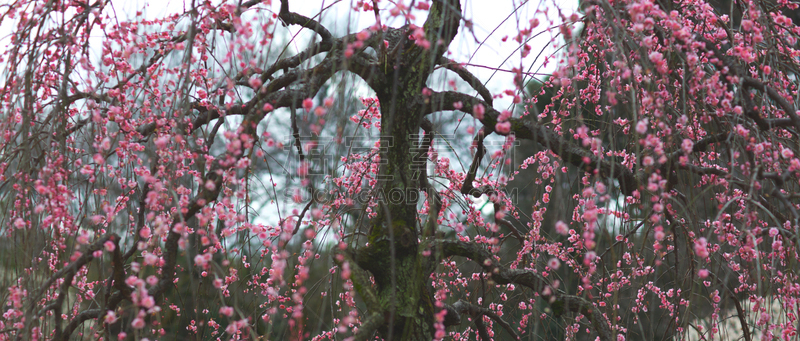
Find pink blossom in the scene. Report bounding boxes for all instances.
[635,119,648,134]
[194,254,208,268]
[555,221,569,235]
[139,226,152,239]
[104,311,117,324]
[104,241,115,252]
[131,317,145,329]
[220,306,234,317]
[682,139,694,154]
[93,153,105,165]
[583,208,598,223]
[495,121,511,134]
[473,104,485,120]
[782,148,794,159]
[694,238,709,258]
[499,110,512,122]
[735,124,750,137]
[547,258,560,270]
[648,51,664,63]
[140,296,155,309]
[155,136,170,149]
[303,98,314,111]
[248,77,262,89]
[144,253,159,266]
[741,20,754,31]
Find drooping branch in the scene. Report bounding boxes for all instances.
[493,206,524,243]
[69,12,380,142]
[123,179,154,262]
[707,270,752,341]
[697,35,800,132]
[333,249,385,341]
[140,6,396,311]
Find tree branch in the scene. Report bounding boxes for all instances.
[21,234,120,341]
[437,56,493,106]
[425,90,640,196]
[741,76,800,132]
[419,119,442,238]
[436,239,613,341]
[460,130,490,197]
[146,46,376,304]
[453,300,520,340]
[352,313,384,341]
[278,0,333,43]
[333,249,381,312]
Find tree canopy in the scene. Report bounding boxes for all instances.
[2,0,800,340]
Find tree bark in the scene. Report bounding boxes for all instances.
[352,1,462,339]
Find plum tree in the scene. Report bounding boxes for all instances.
[1,0,800,340]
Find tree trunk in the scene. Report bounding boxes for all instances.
[352,1,462,339]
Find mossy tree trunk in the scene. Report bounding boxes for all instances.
[351,1,462,339]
